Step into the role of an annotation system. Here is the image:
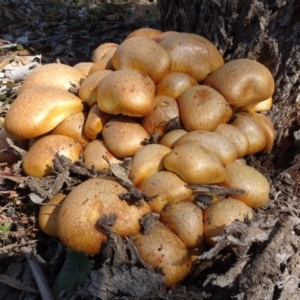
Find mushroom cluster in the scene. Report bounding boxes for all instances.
[2,28,276,287]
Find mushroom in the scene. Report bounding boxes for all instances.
[102,116,150,158]
[4,86,83,140]
[97,69,156,117]
[137,171,193,213]
[173,130,238,166]
[112,36,172,84]
[125,28,163,40]
[176,85,232,132]
[230,112,267,155]
[219,161,270,208]
[89,48,117,74]
[73,62,95,78]
[22,134,83,178]
[250,112,275,153]
[203,198,253,245]
[160,201,204,249]
[92,42,119,64]
[159,32,224,81]
[57,177,151,255]
[77,69,113,104]
[132,220,192,287]
[156,72,198,99]
[215,123,250,158]
[83,139,121,171]
[50,112,91,147]
[204,59,275,107]
[18,63,84,95]
[129,143,171,186]
[158,129,188,148]
[38,193,66,237]
[164,143,226,184]
[84,104,113,140]
[141,95,180,137]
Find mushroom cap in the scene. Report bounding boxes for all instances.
[129,143,171,186]
[22,134,83,178]
[73,62,95,78]
[156,72,198,99]
[38,193,66,237]
[160,33,224,82]
[215,123,250,158]
[141,95,180,137]
[50,112,91,147]
[204,58,275,107]
[164,143,226,184]
[57,177,151,255]
[102,116,150,158]
[97,69,156,117]
[84,104,113,140]
[203,198,253,245]
[78,69,113,102]
[112,36,172,83]
[89,48,117,74]
[173,130,238,166]
[177,85,232,132]
[219,162,270,208]
[250,112,275,153]
[83,139,121,171]
[158,128,188,148]
[126,28,163,40]
[230,112,267,155]
[132,220,192,287]
[4,86,83,140]
[18,63,84,95]
[160,201,204,248]
[92,42,119,63]
[137,170,193,213]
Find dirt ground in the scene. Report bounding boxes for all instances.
[0,1,300,299]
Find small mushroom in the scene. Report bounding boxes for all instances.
[129,144,171,186]
[102,116,150,158]
[22,134,83,178]
[160,33,224,82]
[112,36,172,83]
[137,171,193,213]
[132,220,192,287]
[156,72,198,99]
[97,69,156,117]
[177,85,232,132]
[219,161,270,208]
[164,143,226,184]
[203,198,253,245]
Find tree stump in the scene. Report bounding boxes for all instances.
[158,1,300,299]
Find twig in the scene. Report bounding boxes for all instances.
[22,247,55,300]
[186,184,246,196]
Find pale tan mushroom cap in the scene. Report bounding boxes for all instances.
[204,58,275,107]
[160,33,224,82]
[4,86,83,140]
[112,36,172,83]
[22,134,83,178]
[18,63,84,95]
[97,69,156,117]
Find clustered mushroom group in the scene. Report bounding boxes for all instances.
[1,28,275,287]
